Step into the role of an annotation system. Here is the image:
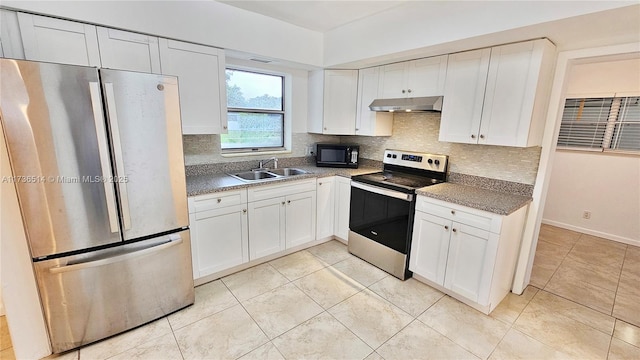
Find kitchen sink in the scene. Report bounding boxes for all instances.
[267,168,308,176]
[227,168,309,182]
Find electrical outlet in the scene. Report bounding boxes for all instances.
[583,211,591,219]
[305,145,314,156]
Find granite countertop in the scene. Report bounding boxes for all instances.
[416,182,532,215]
[186,166,380,196]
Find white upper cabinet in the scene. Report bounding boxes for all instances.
[439,39,556,147]
[159,39,228,134]
[355,67,393,136]
[97,27,161,73]
[439,49,491,144]
[17,13,100,66]
[379,55,448,99]
[308,69,358,135]
[0,10,25,59]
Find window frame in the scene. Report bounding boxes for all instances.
[222,67,286,153]
[556,95,640,154]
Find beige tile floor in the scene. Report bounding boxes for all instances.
[530,224,640,328]
[1,236,639,359]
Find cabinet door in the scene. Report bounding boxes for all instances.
[356,67,393,136]
[159,38,227,134]
[443,222,495,303]
[409,211,451,286]
[407,55,448,97]
[194,204,248,278]
[97,27,161,73]
[248,197,285,259]
[438,48,491,144]
[285,191,317,248]
[479,41,541,146]
[322,70,358,135]
[334,177,351,241]
[0,10,25,59]
[379,62,407,99]
[18,13,100,66]
[316,177,335,240]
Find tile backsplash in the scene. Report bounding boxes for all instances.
[183,112,542,185]
[340,112,541,185]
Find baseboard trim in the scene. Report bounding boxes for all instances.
[541,219,640,247]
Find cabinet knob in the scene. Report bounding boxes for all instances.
[282,201,286,205]
[324,127,327,130]
[355,128,359,131]
[402,89,406,94]
[471,134,476,139]
[451,210,455,215]
[287,200,291,204]
[444,225,449,230]
[407,89,412,93]
[319,182,322,186]
[452,228,457,233]
[242,209,247,213]
[480,134,485,139]
[223,126,227,130]
[217,198,222,203]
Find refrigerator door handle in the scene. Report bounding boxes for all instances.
[89,82,119,233]
[103,82,132,230]
[48,235,183,274]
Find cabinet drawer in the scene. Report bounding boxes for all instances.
[188,189,247,213]
[416,196,498,232]
[248,178,316,202]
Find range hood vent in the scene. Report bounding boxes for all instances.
[369,96,443,112]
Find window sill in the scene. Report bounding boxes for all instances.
[220,149,292,158]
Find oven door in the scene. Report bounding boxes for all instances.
[349,181,414,254]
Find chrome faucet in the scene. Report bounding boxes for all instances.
[258,157,278,169]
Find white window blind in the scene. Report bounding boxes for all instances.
[557,96,640,152]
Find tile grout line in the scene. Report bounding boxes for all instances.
[610,244,629,318]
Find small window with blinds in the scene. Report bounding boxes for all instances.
[557,96,640,152]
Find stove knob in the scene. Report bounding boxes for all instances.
[427,159,433,164]
[434,159,440,166]
[392,154,397,159]
[387,154,392,158]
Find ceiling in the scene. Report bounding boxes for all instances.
[218,0,409,32]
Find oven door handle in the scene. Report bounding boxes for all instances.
[351,181,414,202]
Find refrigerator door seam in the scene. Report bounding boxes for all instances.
[89,82,119,233]
[103,82,132,230]
[48,237,183,274]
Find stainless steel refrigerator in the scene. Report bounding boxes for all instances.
[0,59,194,353]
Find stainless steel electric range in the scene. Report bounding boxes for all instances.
[348,149,449,280]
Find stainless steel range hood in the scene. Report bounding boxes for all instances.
[369,96,443,112]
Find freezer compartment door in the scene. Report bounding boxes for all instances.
[33,230,194,353]
[100,69,189,241]
[0,59,122,258]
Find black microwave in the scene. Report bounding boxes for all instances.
[315,143,359,168]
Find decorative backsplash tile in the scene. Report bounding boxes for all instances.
[183,132,336,166]
[339,112,541,185]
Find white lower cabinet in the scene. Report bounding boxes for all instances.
[188,189,248,279]
[334,176,352,241]
[248,179,317,258]
[316,177,336,240]
[409,195,527,314]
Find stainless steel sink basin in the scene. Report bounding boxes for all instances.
[267,168,308,176]
[229,170,277,181]
[227,168,309,182]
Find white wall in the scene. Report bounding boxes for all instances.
[1,0,324,67]
[542,58,640,246]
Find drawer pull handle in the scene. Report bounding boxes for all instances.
[451,210,455,215]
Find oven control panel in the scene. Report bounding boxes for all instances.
[383,149,448,172]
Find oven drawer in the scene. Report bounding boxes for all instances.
[416,196,502,233]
